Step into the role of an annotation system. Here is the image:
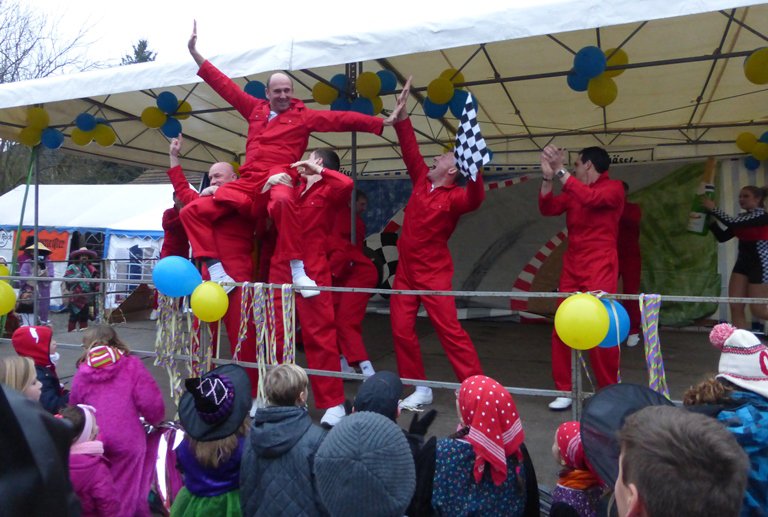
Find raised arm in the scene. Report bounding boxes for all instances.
[166,134,199,206]
[188,20,205,67]
[451,171,486,214]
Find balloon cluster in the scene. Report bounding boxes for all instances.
[70,113,117,147]
[312,70,398,115]
[18,108,65,149]
[141,91,192,138]
[744,47,768,85]
[423,68,473,120]
[567,47,628,107]
[736,131,768,170]
[554,293,629,350]
[244,80,266,100]
[152,256,229,322]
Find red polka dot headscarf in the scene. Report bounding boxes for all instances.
[458,375,525,486]
[556,421,586,470]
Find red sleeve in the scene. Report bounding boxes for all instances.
[320,168,354,206]
[563,176,624,210]
[166,166,198,206]
[161,208,183,232]
[198,60,265,119]
[303,108,384,137]
[394,118,430,185]
[451,172,485,214]
[539,191,569,216]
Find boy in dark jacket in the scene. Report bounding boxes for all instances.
[11,325,69,413]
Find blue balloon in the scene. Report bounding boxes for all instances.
[350,97,374,115]
[244,80,266,99]
[574,46,607,79]
[424,98,448,119]
[75,113,97,132]
[598,299,630,348]
[745,156,761,171]
[487,148,494,164]
[330,74,348,94]
[94,118,109,126]
[152,256,202,297]
[449,89,470,119]
[330,97,351,111]
[160,117,182,138]
[41,128,64,150]
[156,91,179,114]
[567,69,590,92]
[759,131,768,144]
[377,70,397,94]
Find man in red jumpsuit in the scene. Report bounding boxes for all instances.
[539,145,625,410]
[328,189,378,377]
[166,135,262,398]
[151,194,189,320]
[265,148,356,426]
[618,181,642,347]
[180,22,393,295]
[388,80,486,410]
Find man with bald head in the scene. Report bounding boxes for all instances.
[179,21,397,298]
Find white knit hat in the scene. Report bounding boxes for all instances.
[709,323,768,399]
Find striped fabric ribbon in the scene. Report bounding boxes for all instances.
[281,285,296,365]
[153,294,189,403]
[640,293,670,398]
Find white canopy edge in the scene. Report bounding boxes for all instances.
[0,0,762,109]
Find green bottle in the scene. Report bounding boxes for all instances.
[686,157,716,235]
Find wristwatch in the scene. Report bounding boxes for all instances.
[555,168,568,179]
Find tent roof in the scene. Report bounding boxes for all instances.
[0,1,766,175]
[0,184,176,232]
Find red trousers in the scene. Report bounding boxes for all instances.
[619,255,642,335]
[390,272,483,382]
[332,258,378,364]
[271,255,345,409]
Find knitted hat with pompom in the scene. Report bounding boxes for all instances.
[709,323,768,399]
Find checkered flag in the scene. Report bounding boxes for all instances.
[453,92,489,181]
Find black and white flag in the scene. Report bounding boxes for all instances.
[453,92,489,181]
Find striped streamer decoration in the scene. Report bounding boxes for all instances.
[640,293,670,398]
[281,285,296,365]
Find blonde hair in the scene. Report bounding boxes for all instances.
[0,356,37,393]
[187,417,250,468]
[78,325,131,365]
[266,364,308,407]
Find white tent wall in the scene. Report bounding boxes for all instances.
[104,232,163,310]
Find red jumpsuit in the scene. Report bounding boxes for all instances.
[539,174,625,391]
[328,205,378,364]
[618,201,642,335]
[168,165,262,395]
[390,118,485,382]
[155,207,190,309]
[270,168,353,409]
[180,60,384,264]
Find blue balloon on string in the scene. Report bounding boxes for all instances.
[574,46,607,79]
[41,128,64,150]
[330,74,348,93]
[424,98,448,119]
[350,97,374,115]
[449,89,470,118]
[75,113,97,132]
[330,97,351,111]
[377,70,397,94]
[156,91,179,114]
[745,156,761,171]
[598,299,630,348]
[244,80,266,99]
[152,256,202,297]
[160,117,182,138]
[567,69,590,92]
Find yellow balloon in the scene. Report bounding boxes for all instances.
[744,47,768,85]
[26,107,50,130]
[427,77,454,105]
[371,96,383,115]
[174,100,192,120]
[752,142,768,161]
[440,68,465,85]
[18,126,42,147]
[588,75,618,107]
[93,124,116,147]
[191,281,229,322]
[0,263,9,283]
[0,281,16,315]
[230,161,241,175]
[554,293,609,350]
[603,48,628,78]
[736,132,758,153]
[312,81,338,105]
[70,127,93,146]
[356,71,382,100]
[141,106,167,129]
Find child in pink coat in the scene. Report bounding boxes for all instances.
[60,404,120,517]
[70,326,165,517]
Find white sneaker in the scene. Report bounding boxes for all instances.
[548,397,572,411]
[359,360,375,378]
[293,274,320,298]
[626,334,640,347]
[208,262,236,294]
[320,404,346,427]
[339,356,356,374]
[149,309,159,321]
[399,388,433,411]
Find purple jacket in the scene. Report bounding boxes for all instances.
[70,453,121,517]
[70,354,165,517]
